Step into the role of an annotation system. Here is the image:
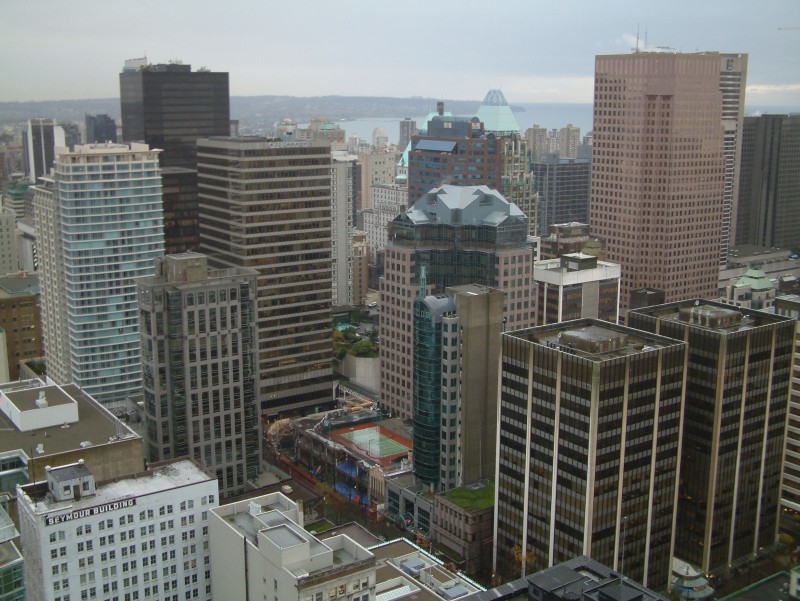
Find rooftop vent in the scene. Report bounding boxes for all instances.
[35,391,48,408]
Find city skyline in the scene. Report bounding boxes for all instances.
[2,0,799,106]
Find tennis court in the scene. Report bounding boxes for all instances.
[339,426,409,458]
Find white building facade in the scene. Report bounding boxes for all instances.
[17,459,218,601]
[210,492,376,601]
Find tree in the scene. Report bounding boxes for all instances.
[511,545,536,577]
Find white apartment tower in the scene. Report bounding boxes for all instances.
[33,143,165,404]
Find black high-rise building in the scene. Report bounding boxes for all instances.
[735,114,800,249]
[119,60,230,169]
[85,113,118,144]
[532,153,591,236]
[120,59,228,253]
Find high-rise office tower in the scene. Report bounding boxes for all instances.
[33,143,164,404]
[534,253,621,325]
[137,253,260,498]
[494,319,687,588]
[24,118,65,181]
[160,167,200,254]
[413,283,504,491]
[398,117,418,152]
[0,207,18,275]
[120,59,229,256]
[736,114,800,249]
[197,137,333,417]
[331,155,355,306]
[120,59,229,169]
[380,185,532,419]
[533,154,591,236]
[590,53,726,311]
[710,53,747,266]
[85,113,118,144]
[628,300,794,572]
[774,295,800,512]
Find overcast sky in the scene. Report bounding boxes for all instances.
[2,0,799,106]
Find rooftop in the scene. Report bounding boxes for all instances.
[19,459,214,515]
[509,320,683,362]
[0,272,39,297]
[0,379,140,459]
[439,480,494,512]
[404,185,526,227]
[475,89,521,135]
[718,572,789,601]
[631,299,793,333]
[528,556,668,601]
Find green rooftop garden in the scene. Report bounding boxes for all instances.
[444,479,494,510]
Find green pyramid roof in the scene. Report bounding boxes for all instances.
[475,89,521,135]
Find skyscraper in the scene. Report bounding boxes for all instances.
[398,117,418,152]
[533,154,591,235]
[197,137,333,417]
[24,118,65,182]
[380,185,533,419]
[494,319,687,588]
[137,253,260,498]
[120,59,230,169]
[711,53,747,266]
[628,300,794,572]
[413,283,504,491]
[590,52,726,311]
[331,155,355,307]
[33,143,164,404]
[119,59,229,255]
[407,114,500,204]
[736,114,800,249]
[85,113,118,144]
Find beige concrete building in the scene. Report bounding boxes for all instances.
[590,52,726,312]
[380,185,534,419]
[197,137,333,417]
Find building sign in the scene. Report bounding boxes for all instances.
[45,498,137,526]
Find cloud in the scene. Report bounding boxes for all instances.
[746,83,800,94]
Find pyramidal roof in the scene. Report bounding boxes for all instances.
[475,89,521,135]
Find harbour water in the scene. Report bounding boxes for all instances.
[303,103,595,146]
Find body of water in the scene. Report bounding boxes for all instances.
[303,103,595,147]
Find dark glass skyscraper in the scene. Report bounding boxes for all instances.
[533,154,591,236]
[85,113,118,144]
[120,61,230,169]
[735,114,800,249]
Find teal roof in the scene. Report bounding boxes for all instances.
[735,268,775,291]
[475,89,521,135]
[419,110,453,135]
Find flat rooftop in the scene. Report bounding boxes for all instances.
[439,480,494,512]
[508,319,683,362]
[20,459,214,515]
[718,572,789,601]
[632,300,793,334]
[0,381,139,457]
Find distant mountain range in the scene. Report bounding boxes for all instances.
[0,95,523,131]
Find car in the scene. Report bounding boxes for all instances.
[368,302,377,308]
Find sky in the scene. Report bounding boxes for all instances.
[2,0,799,107]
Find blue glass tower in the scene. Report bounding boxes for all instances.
[34,143,165,404]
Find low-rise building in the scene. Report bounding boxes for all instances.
[17,458,218,601]
[431,481,494,576]
[210,491,376,601]
[0,378,143,518]
[0,272,42,381]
